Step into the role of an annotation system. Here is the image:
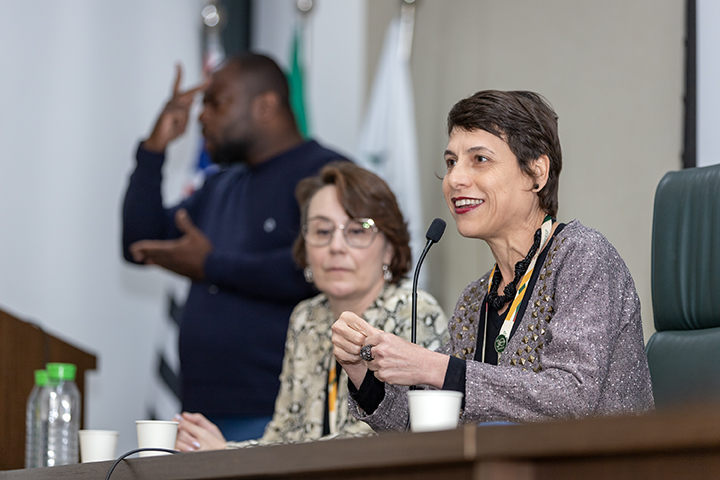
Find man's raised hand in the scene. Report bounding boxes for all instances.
[143,64,210,153]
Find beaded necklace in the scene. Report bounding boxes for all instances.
[486,229,542,310]
[482,215,554,357]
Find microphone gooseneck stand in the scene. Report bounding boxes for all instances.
[411,218,446,345]
[410,218,445,391]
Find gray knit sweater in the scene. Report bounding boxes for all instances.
[349,220,654,430]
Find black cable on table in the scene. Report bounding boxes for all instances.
[105,448,180,480]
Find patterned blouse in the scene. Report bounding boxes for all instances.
[227,280,448,447]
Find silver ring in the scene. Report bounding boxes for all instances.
[360,345,374,362]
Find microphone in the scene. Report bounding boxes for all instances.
[411,218,446,345]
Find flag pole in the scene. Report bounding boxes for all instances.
[399,0,416,61]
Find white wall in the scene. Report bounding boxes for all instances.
[0,0,204,456]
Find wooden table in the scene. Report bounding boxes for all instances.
[3,406,720,479]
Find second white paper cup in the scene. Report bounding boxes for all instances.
[78,430,119,463]
[408,390,463,433]
[135,420,178,457]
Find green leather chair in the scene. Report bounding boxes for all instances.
[646,163,720,408]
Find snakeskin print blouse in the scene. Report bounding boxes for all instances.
[227,280,448,447]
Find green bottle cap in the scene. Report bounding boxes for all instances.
[34,370,48,387]
[46,363,77,381]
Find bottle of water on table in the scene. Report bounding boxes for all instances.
[25,369,48,468]
[44,363,80,466]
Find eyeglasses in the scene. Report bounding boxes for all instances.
[302,217,379,249]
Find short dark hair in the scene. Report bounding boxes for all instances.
[224,53,292,111]
[293,162,412,283]
[447,90,562,217]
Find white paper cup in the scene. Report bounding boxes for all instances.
[78,430,119,463]
[135,421,178,457]
[408,390,463,432]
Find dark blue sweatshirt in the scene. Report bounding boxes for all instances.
[123,140,346,416]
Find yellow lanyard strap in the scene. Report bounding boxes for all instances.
[487,216,553,354]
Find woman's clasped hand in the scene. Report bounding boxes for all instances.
[332,312,450,388]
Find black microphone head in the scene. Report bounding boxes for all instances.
[425,218,446,243]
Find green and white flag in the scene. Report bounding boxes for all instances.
[288,23,310,138]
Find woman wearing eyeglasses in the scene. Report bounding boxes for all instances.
[174,161,448,450]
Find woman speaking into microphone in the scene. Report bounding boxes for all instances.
[331,90,653,428]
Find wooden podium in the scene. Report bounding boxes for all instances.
[2,406,720,479]
[0,307,97,471]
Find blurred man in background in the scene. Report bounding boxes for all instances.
[122,53,346,441]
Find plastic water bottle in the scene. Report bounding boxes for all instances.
[25,369,48,468]
[44,363,80,466]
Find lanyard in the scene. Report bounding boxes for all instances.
[327,361,338,435]
[485,215,553,356]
